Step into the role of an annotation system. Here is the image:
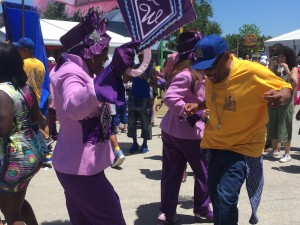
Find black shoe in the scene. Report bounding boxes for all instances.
[51,134,58,141]
[194,213,214,223]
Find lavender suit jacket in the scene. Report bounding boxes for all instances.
[160,69,206,140]
[50,53,114,175]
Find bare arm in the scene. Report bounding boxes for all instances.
[0,91,13,137]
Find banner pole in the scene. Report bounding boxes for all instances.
[160,41,164,67]
[22,0,25,37]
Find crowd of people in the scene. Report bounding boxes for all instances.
[0,8,299,225]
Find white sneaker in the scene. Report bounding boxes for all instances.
[279,154,292,163]
[111,150,125,168]
[264,149,279,158]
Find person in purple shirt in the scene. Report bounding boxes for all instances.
[157,31,213,225]
[50,9,139,225]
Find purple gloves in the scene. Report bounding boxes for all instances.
[93,40,140,105]
[110,40,140,76]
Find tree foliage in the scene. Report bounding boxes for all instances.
[42,2,68,20]
[166,0,222,51]
[205,21,222,36]
[185,0,222,36]
[239,24,261,37]
[42,2,81,21]
[224,24,272,59]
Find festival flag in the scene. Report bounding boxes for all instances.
[117,0,196,51]
[2,1,50,116]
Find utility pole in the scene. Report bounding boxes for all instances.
[22,0,25,37]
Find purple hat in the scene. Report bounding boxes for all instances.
[13,37,35,51]
[60,9,111,59]
[191,34,229,70]
[176,31,202,63]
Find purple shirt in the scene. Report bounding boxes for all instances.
[160,69,206,140]
[50,53,113,175]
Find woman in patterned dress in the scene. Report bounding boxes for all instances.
[0,43,44,225]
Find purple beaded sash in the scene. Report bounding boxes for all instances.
[79,103,112,145]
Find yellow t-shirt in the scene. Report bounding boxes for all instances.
[23,58,46,103]
[201,57,292,157]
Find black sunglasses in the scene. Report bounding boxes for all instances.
[206,53,224,70]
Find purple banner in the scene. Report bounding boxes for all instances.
[117,0,196,50]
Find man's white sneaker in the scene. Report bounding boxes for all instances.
[279,154,292,163]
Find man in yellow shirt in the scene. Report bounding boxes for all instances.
[14,38,45,102]
[13,37,53,164]
[185,34,292,225]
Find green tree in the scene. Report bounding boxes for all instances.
[225,34,242,55]
[166,0,221,51]
[182,0,222,35]
[239,24,261,37]
[42,2,68,20]
[42,2,82,21]
[239,24,262,59]
[205,21,222,35]
[225,24,271,59]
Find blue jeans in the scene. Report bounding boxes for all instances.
[114,98,128,126]
[208,150,247,225]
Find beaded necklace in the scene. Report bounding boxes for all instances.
[211,77,229,129]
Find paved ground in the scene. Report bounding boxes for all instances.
[2,103,300,225]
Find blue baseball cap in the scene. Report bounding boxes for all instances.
[191,34,229,70]
[13,37,35,51]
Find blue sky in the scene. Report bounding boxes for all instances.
[2,0,299,39]
[210,0,300,38]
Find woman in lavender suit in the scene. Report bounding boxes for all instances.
[158,31,213,225]
[50,9,138,225]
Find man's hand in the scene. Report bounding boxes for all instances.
[264,88,292,107]
[263,90,283,107]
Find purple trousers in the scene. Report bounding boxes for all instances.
[160,131,211,219]
[55,170,126,225]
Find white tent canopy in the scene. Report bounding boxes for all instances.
[264,29,300,56]
[0,19,132,54]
